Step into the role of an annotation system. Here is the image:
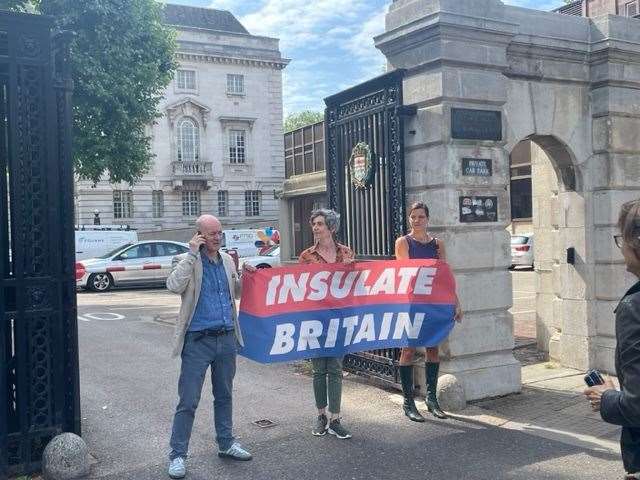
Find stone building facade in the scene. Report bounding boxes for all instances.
[508,0,640,236]
[557,0,640,17]
[75,4,288,236]
[280,121,327,261]
[374,0,640,400]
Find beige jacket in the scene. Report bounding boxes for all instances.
[166,250,243,357]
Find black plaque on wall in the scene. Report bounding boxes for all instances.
[451,108,502,141]
[462,158,492,177]
[459,196,498,223]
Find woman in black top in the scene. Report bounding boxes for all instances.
[585,199,640,478]
[395,202,462,422]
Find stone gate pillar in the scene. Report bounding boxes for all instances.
[376,0,521,399]
[589,15,640,372]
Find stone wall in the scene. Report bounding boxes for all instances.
[586,0,620,17]
[376,0,640,399]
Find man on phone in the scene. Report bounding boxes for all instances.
[165,214,256,479]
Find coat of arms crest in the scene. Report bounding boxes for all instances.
[349,142,374,189]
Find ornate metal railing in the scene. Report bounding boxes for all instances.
[171,160,213,177]
[0,12,79,477]
[324,69,414,384]
[324,69,413,259]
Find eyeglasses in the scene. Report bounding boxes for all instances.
[201,231,224,239]
[614,235,623,249]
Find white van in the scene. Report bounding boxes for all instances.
[223,228,279,258]
[75,225,138,261]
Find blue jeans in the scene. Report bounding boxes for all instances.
[169,331,236,459]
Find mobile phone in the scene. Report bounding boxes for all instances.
[584,369,605,387]
[197,231,205,251]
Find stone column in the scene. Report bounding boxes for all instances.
[589,15,640,372]
[376,0,521,400]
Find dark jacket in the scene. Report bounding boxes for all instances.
[601,279,640,473]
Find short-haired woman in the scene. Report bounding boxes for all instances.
[299,208,354,439]
[584,199,640,478]
[395,202,462,422]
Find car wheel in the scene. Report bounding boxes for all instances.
[88,272,113,292]
[256,264,272,269]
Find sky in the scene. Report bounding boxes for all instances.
[162,0,567,116]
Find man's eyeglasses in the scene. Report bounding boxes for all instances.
[614,235,623,249]
[201,231,224,238]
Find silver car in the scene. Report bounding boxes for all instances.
[510,234,534,269]
[238,245,280,270]
[76,240,189,292]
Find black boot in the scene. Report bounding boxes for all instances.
[399,365,425,422]
[425,362,448,419]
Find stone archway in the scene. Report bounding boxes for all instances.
[510,135,588,370]
[375,0,640,399]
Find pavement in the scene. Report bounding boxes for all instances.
[71,277,626,480]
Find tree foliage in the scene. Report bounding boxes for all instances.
[11,0,177,184]
[284,110,324,133]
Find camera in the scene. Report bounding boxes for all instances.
[584,369,605,387]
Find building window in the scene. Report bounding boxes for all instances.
[229,130,246,164]
[177,118,199,162]
[152,190,164,218]
[227,74,244,95]
[510,178,532,220]
[176,69,196,90]
[218,190,228,217]
[626,1,638,17]
[245,190,261,217]
[113,190,133,219]
[182,191,201,217]
[510,162,532,220]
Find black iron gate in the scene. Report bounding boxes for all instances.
[324,69,414,385]
[0,12,79,477]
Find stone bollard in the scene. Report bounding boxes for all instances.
[42,433,90,480]
[436,374,467,412]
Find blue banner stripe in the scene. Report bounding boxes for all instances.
[238,303,455,363]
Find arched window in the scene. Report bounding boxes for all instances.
[177,118,199,162]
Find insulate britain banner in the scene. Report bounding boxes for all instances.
[238,259,457,363]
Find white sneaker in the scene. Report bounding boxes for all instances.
[218,442,253,461]
[168,456,186,479]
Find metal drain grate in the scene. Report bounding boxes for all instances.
[252,419,277,428]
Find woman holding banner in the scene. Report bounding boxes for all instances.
[299,208,354,439]
[395,201,463,422]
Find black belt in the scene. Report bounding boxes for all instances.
[192,328,234,341]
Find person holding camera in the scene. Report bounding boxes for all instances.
[584,199,640,479]
[165,214,256,479]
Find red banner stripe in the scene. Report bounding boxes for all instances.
[106,266,126,272]
[239,259,457,317]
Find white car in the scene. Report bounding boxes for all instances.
[510,234,534,269]
[239,245,280,270]
[76,240,189,292]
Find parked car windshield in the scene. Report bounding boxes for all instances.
[98,243,133,259]
[511,236,530,245]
